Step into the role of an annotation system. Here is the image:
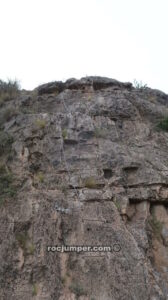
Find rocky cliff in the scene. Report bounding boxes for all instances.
[0,76,168,300]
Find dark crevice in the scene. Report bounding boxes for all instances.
[63,139,78,145]
[103,169,113,179]
[125,182,168,188]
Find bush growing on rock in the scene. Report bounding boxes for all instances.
[0,164,17,205]
[157,116,168,131]
[32,283,38,296]
[84,176,97,188]
[35,171,45,183]
[62,128,68,139]
[0,130,16,205]
[0,107,18,127]
[35,118,46,129]
[133,79,147,89]
[0,131,14,156]
[149,215,163,240]
[94,127,107,138]
[15,232,29,250]
[69,283,87,297]
[0,79,20,105]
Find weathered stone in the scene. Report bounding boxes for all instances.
[161,227,168,246]
[1,76,168,299]
[152,205,168,225]
[37,81,65,95]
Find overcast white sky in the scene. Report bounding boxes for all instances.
[0,0,168,92]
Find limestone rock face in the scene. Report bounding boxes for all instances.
[0,77,168,299]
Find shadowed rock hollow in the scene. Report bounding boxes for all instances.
[0,76,168,299]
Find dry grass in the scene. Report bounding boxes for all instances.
[32,283,38,296]
[35,119,46,129]
[62,128,68,139]
[84,177,97,188]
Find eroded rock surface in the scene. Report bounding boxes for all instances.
[0,77,168,299]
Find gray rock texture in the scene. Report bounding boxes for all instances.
[0,76,168,299]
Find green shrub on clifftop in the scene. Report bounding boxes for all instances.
[0,79,20,105]
[133,79,147,89]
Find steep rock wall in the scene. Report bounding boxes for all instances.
[0,77,168,299]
